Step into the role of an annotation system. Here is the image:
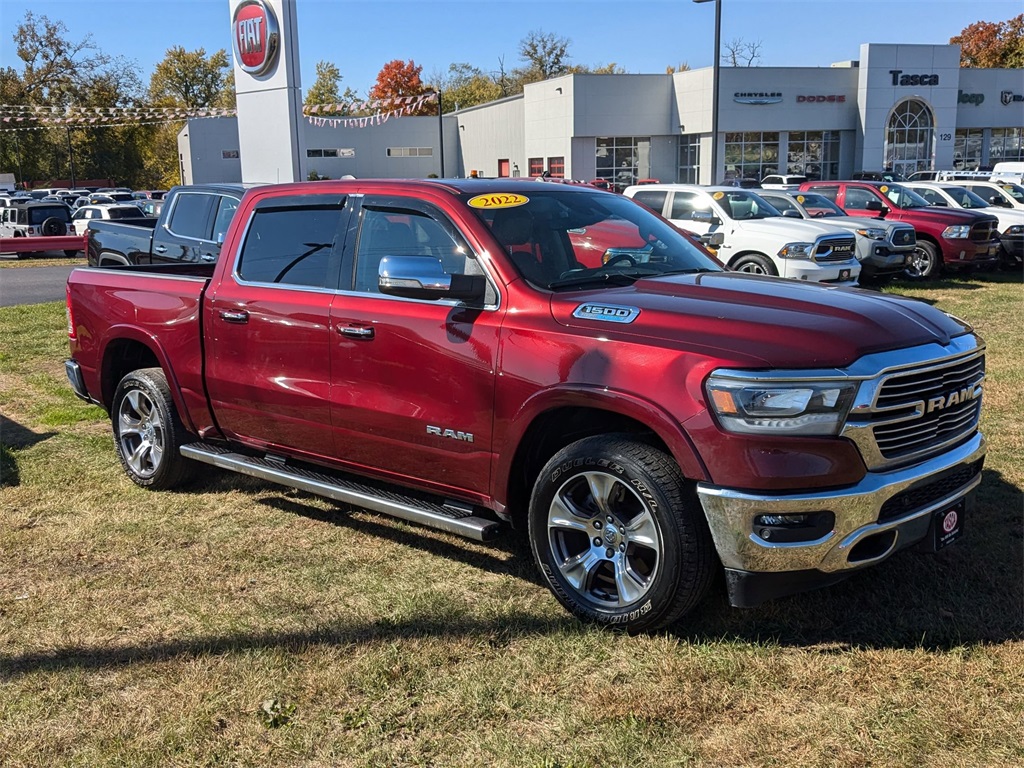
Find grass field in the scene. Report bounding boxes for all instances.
[1,274,1021,767]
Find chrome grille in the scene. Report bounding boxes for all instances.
[969,220,998,243]
[870,352,984,462]
[813,236,856,262]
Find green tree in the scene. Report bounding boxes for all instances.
[951,14,1024,68]
[148,46,232,109]
[517,30,572,81]
[431,63,502,112]
[304,60,362,112]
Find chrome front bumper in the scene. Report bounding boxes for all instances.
[696,433,985,577]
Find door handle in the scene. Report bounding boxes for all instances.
[200,253,216,262]
[153,244,167,254]
[219,310,249,324]
[337,324,374,339]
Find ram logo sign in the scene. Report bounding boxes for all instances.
[924,385,982,414]
[232,0,280,77]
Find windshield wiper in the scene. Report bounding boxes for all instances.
[547,268,661,290]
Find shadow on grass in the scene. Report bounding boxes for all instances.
[0,415,57,487]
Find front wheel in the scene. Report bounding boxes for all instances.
[64,250,79,258]
[528,436,715,632]
[904,241,942,280]
[731,253,778,276]
[111,367,194,490]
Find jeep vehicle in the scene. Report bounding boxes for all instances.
[0,201,78,257]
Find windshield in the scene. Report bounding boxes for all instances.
[879,184,932,209]
[993,183,1024,203]
[793,193,846,217]
[469,189,722,290]
[713,190,783,220]
[941,186,990,209]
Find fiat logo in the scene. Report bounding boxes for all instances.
[232,0,280,77]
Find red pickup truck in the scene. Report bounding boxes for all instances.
[798,180,1000,279]
[65,179,986,632]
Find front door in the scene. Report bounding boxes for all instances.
[329,196,502,499]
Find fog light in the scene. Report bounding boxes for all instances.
[756,514,808,527]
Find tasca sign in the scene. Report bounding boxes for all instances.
[232,0,280,77]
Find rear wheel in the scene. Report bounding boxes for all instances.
[112,367,194,490]
[528,435,715,632]
[904,241,941,280]
[64,250,79,258]
[731,253,777,276]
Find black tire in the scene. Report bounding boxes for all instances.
[41,216,65,236]
[111,367,194,490]
[731,253,778,276]
[528,435,715,633]
[904,241,942,280]
[64,249,79,258]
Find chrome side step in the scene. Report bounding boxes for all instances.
[180,443,501,542]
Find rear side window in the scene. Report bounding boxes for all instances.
[811,186,840,203]
[211,196,240,243]
[167,194,215,239]
[845,187,879,209]
[108,207,145,219]
[630,190,667,214]
[237,204,347,288]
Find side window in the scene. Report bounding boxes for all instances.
[212,196,240,243]
[669,191,707,220]
[811,186,840,203]
[353,206,481,294]
[166,194,215,239]
[767,196,797,214]
[916,189,944,206]
[630,190,667,214]
[844,188,876,209]
[236,204,347,288]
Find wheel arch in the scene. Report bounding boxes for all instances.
[496,389,710,529]
[99,330,196,433]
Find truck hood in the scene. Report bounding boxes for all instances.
[817,216,914,234]
[892,205,997,226]
[550,271,968,369]
[728,217,850,240]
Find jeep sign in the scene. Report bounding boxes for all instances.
[232,0,280,76]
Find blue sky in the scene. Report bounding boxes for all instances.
[1,0,1021,98]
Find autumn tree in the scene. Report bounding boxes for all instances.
[1,11,144,186]
[951,14,1024,68]
[368,59,435,115]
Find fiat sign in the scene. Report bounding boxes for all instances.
[232,0,280,77]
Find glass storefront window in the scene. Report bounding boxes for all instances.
[595,137,651,191]
[991,128,1024,164]
[885,99,934,177]
[677,134,701,183]
[954,129,983,170]
[723,132,779,183]
[788,131,840,180]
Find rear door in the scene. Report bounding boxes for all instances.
[328,194,502,499]
[204,193,351,460]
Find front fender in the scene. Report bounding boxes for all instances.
[492,384,711,507]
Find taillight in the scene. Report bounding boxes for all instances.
[66,284,76,340]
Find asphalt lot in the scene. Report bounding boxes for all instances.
[0,256,79,307]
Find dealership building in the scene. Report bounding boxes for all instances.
[179,42,1024,187]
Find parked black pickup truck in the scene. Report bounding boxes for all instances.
[87,184,247,267]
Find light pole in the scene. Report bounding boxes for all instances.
[693,0,721,184]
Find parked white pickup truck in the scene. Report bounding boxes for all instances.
[624,184,861,284]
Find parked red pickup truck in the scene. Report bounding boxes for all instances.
[65,179,986,632]
[798,180,1000,279]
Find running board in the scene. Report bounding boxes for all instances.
[180,443,501,542]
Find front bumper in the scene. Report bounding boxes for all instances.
[697,433,985,605]
[781,258,861,285]
[861,245,912,276]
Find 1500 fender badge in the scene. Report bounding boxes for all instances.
[572,303,640,323]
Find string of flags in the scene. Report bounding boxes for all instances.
[0,92,438,131]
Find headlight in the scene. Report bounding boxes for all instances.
[855,227,886,240]
[705,374,857,436]
[942,225,971,239]
[1002,225,1024,236]
[778,242,813,258]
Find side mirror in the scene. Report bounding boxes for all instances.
[864,199,883,211]
[782,210,802,218]
[929,200,948,207]
[700,232,725,247]
[990,195,1010,207]
[378,255,486,302]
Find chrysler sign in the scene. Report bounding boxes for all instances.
[232,0,280,77]
[734,92,782,105]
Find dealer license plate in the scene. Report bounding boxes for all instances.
[839,268,851,281]
[932,502,965,551]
